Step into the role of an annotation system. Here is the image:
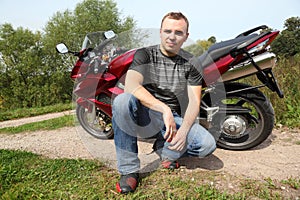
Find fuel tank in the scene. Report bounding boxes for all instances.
[108,49,136,79]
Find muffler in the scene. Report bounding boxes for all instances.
[220,52,276,82]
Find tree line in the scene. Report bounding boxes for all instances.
[0,0,299,112]
[0,0,134,110]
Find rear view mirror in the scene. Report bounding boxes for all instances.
[56,43,69,54]
[104,30,116,39]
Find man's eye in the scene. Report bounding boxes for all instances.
[175,31,184,36]
[164,30,172,34]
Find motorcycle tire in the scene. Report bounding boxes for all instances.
[204,82,275,150]
[76,105,114,139]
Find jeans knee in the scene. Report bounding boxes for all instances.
[187,126,217,157]
[112,93,132,115]
[202,131,217,155]
[204,136,217,156]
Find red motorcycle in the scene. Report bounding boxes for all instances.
[56,25,283,150]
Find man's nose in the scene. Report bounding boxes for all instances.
[168,32,176,40]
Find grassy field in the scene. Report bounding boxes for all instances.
[1,149,299,199]
[0,103,73,122]
[0,107,299,199]
[0,115,74,134]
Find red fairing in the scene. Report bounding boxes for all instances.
[70,49,89,80]
[76,97,112,117]
[108,49,136,79]
[71,60,89,79]
[108,86,123,95]
[246,31,279,50]
[203,54,234,85]
[73,72,117,98]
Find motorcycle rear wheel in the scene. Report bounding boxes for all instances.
[76,105,114,139]
[205,82,274,150]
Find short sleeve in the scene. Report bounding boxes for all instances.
[129,48,151,71]
[187,57,203,86]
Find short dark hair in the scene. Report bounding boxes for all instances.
[161,12,189,33]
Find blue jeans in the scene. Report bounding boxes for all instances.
[112,93,216,175]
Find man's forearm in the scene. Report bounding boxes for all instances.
[180,85,201,132]
[131,85,170,114]
[124,70,170,114]
[181,103,199,132]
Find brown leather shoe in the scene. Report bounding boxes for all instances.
[116,173,139,194]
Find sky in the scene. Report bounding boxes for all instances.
[0,0,299,41]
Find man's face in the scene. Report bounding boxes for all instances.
[160,17,189,57]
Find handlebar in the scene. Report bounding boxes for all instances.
[93,35,118,53]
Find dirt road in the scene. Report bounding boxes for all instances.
[0,112,299,181]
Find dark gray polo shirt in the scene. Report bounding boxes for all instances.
[129,45,203,114]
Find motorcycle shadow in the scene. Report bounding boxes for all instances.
[138,138,224,173]
[139,154,224,180]
[139,132,276,178]
[251,133,276,150]
[178,155,224,170]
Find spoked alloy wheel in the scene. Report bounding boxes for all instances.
[76,104,113,139]
[207,82,274,150]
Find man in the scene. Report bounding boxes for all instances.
[112,12,216,194]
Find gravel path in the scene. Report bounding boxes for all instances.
[0,110,75,129]
[0,112,300,181]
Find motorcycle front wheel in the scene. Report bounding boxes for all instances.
[205,82,275,150]
[76,104,114,139]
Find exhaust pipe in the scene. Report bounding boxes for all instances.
[220,52,276,82]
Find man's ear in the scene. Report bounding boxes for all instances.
[159,28,163,39]
[185,32,189,42]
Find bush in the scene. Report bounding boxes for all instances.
[271,54,300,127]
[241,54,300,127]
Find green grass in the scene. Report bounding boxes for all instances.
[0,149,116,199]
[0,115,74,134]
[0,103,73,122]
[0,102,299,199]
[0,149,299,199]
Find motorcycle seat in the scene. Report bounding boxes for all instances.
[199,33,258,68]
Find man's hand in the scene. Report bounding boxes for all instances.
[162,108,177,143]
[166,85,202,151]
[168,127,188,151]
